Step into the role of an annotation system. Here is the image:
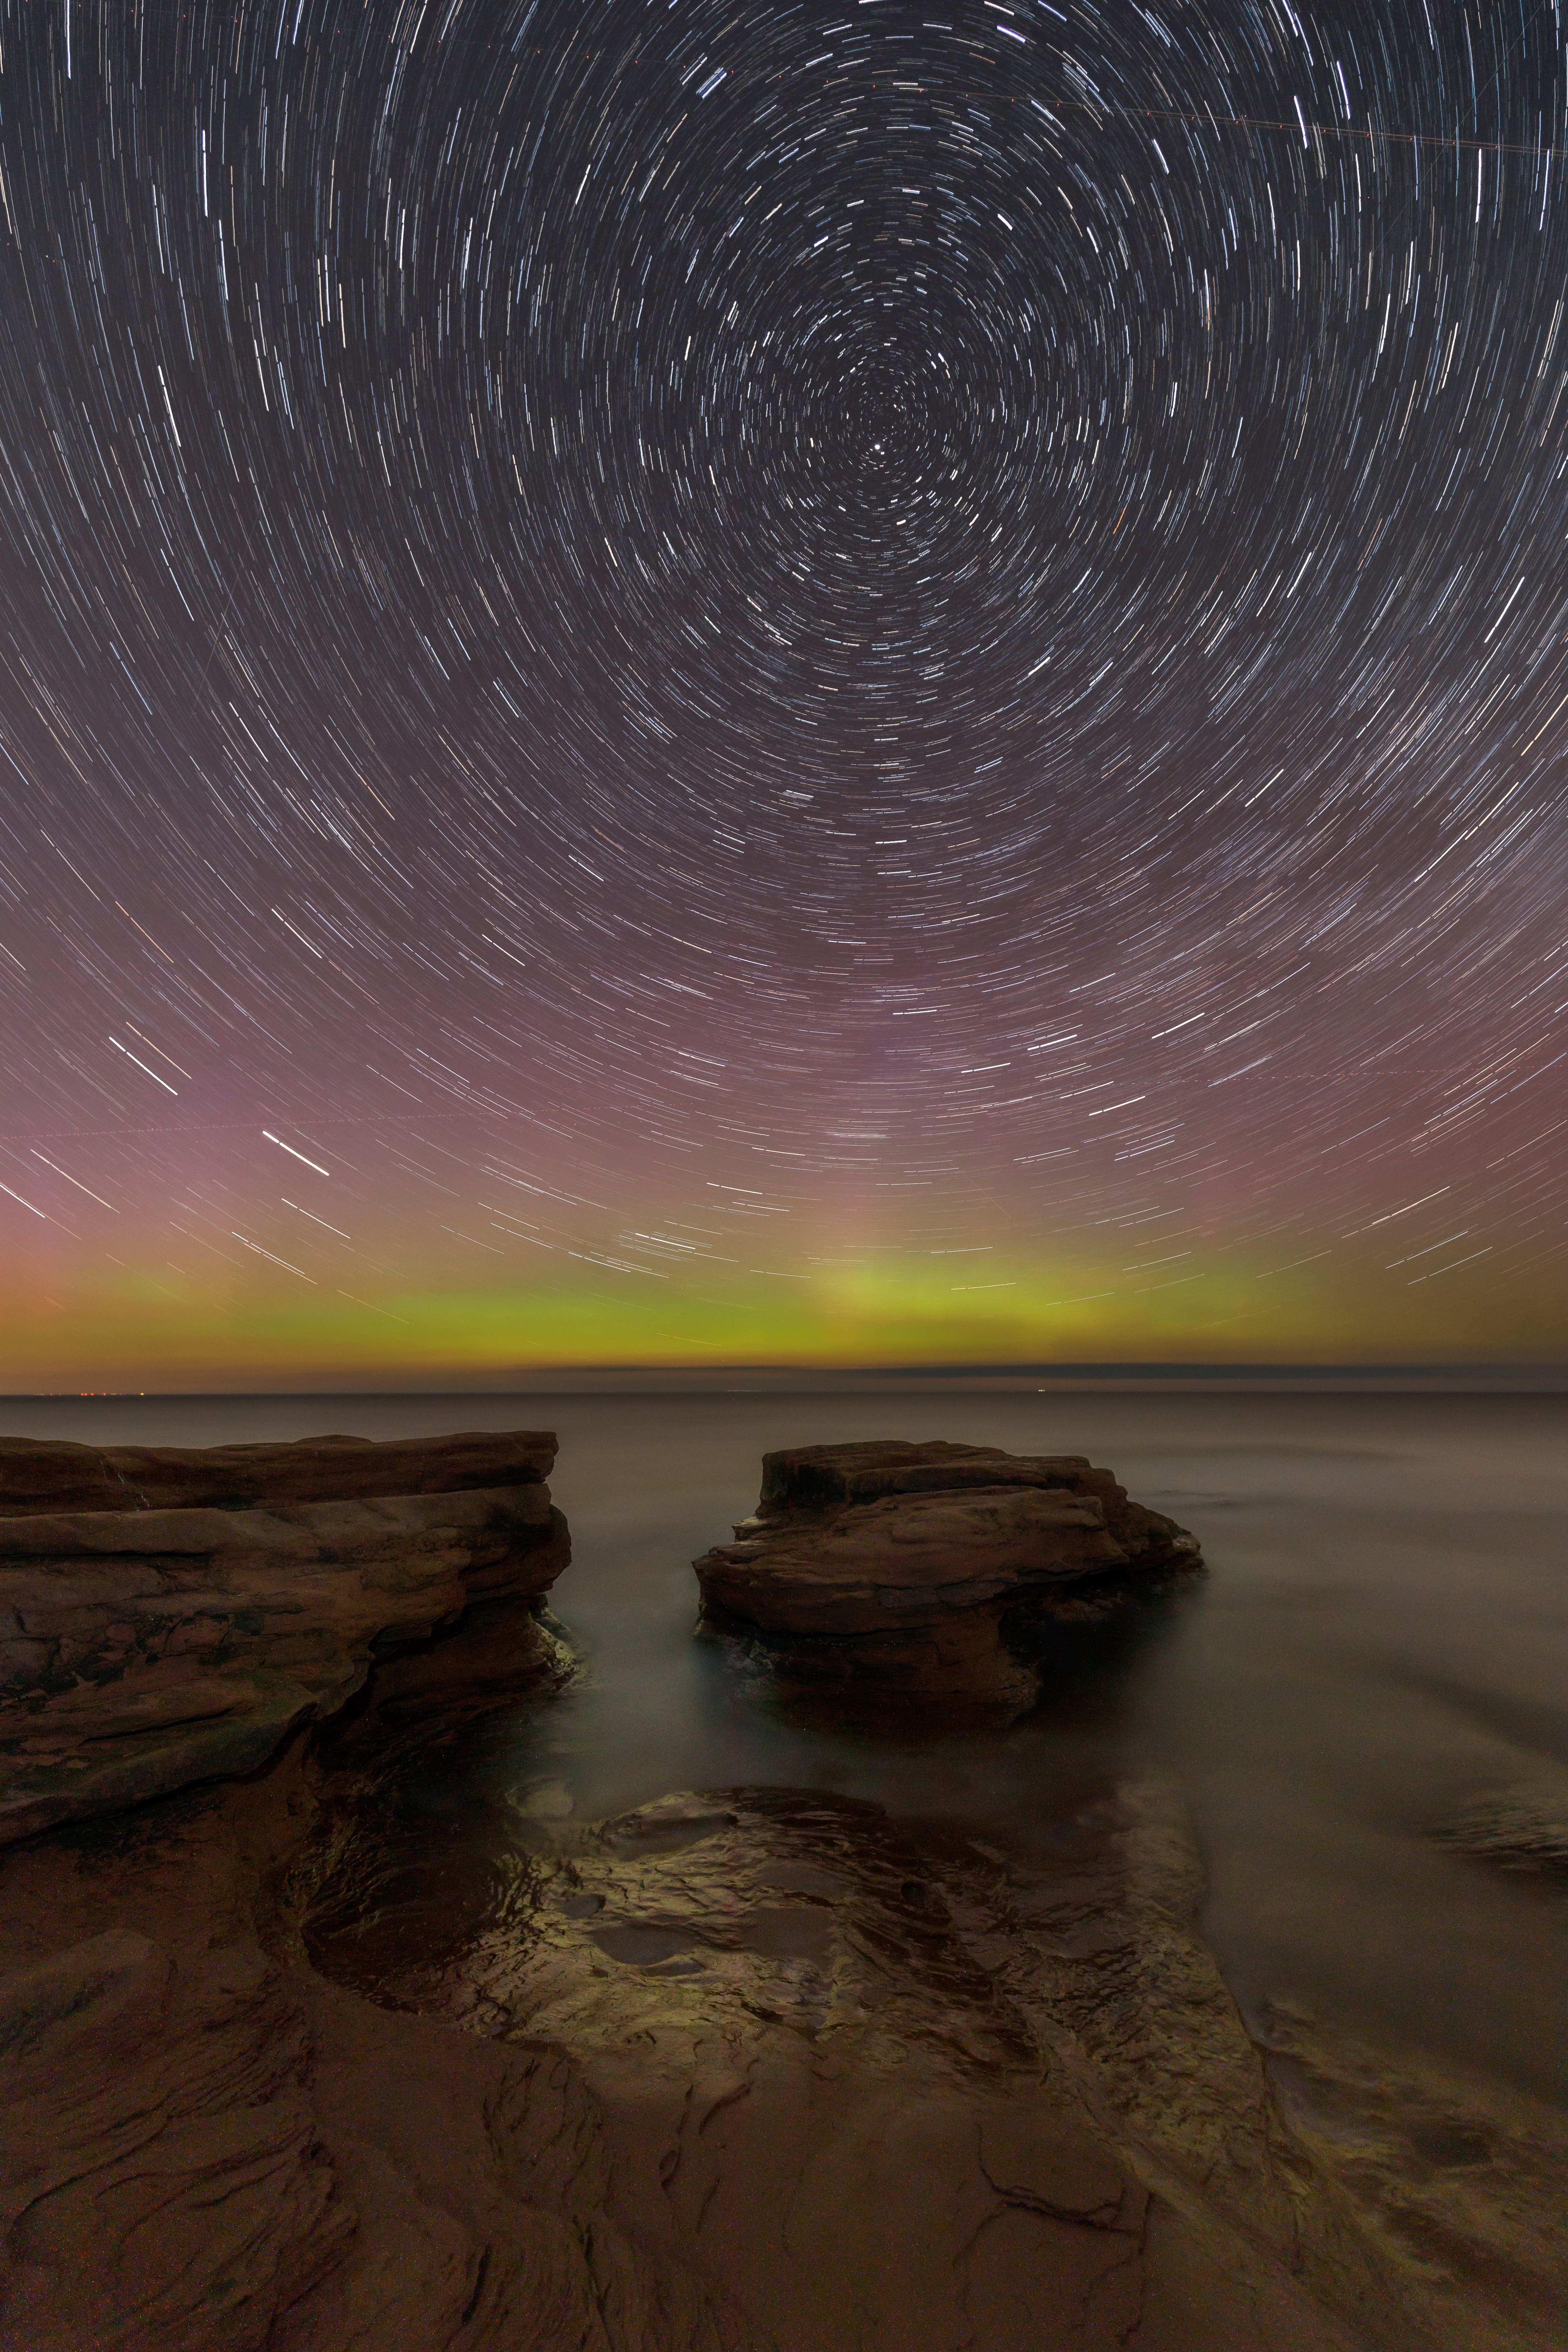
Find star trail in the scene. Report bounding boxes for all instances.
[0,0,1564,1386]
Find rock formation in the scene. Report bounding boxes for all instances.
[0,1423,1547,2351]
[693,1439,1201,1710]
[1437,1776,1568,1879]
[0,1426,557,1516]
[0,1429,568,1846]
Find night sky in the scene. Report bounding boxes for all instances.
[1,0,1565,1387]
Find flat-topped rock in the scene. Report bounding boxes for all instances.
[0,1429,569,1844]
[0,1427,556,1517]
[695,1438,1201,1711]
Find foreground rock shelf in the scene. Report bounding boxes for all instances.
[694,1438,1203,1710]
[0,1429,568,1845]
[291,1773,1428,2352]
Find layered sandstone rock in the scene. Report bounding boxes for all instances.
[0,1756,738,2352]
[694,1439,1201,1710]
[0,1429,568,1846]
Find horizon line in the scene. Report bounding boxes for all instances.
[4,1357,1565,1402]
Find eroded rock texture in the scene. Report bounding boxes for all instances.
[298,1773,1415,2352]
[694,1439,1201,1710]
[0,1430,568,1845]
[0,1763,740,2352]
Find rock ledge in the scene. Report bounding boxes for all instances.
[0,1428,568,1845]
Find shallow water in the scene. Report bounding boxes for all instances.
[7,1387,1566,2110]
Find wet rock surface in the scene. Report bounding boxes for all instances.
[1435,1776,1568,1881]
[1253,1995,1568,2352]
[0,1763,734,2352]
[299,1772,1417,2351]
[0,1430,569,1845]
[694,1440,1202,1711]
[0,1747,1409,2351]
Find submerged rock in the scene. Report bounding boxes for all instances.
[693,1439,1201,1711]
[1436,1778,1568,1878]
[1252,1994,1568,2352]
[0,1428,569,1845]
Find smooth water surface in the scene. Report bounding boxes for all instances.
[7,1388,1565,2107]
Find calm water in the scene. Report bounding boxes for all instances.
[7,1388,1566,2107]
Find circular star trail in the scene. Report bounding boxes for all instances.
[0,0,1564,1380]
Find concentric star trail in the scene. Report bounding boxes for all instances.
[1,0,1564,1384]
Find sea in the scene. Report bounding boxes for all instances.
[6,1383,1565,2116]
